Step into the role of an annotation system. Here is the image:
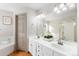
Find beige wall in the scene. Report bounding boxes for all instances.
[0,9,15,42]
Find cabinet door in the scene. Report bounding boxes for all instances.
[54,51,65,56]
[37,43,54,56]
[42,45,54,56]
[32,41,37,56]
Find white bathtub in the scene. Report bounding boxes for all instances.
[0,40,15,56]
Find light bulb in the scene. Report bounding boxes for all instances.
[59,3,65,9]
[59,3,67,11]
[53,7,61,14]
[66,3,75,9]
[62,6,67,11]
[56,9,61,14]
[54,7,58,12]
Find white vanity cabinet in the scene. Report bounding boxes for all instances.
[36,41,54,56]
[36,43,54,56]
[37,43,66,56]
[29,38,76,56]
[29,38,54,56]
[29,39,65,56]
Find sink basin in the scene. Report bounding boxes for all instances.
[51,41,77,56]
[51,41,76,50]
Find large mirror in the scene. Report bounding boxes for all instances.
[32,3,77,42]
[41,3,77,42]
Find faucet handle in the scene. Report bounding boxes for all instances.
[58,39,63,45]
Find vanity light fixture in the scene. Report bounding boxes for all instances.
[62,6,67,11]
[54,7,58,12]
[56,9,61,14]
[66,3,75,9]
[36,13,46,18]
[54,7,61,14]
[59,3,65,9]
[59,3,67,11]
[40,14,46,18]
[53,3,75,14]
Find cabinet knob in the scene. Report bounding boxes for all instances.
[38,50,40,52]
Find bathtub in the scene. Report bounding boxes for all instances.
[0,40,15,56]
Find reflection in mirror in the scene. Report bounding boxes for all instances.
[34,3,77,42]
[42,3,77,42]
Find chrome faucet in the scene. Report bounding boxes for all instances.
[58,32,64,45]
[58,23,64,45]
[58,38,63,45]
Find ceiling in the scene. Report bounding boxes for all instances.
[0,3,76,19]
[0,3,56,12]
[18,3,52,10]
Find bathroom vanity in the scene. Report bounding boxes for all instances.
[29,37,77,56]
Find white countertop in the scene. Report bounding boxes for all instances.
[29,36,77,56]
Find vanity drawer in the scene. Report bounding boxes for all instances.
[54,51,65,56]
